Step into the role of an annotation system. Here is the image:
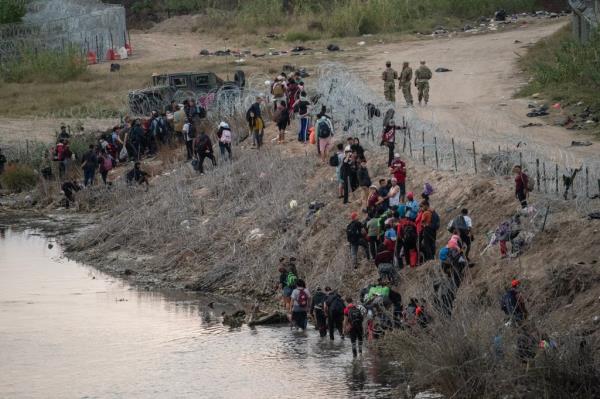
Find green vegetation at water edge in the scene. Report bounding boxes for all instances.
[123,0,538,36]
[518,24,600,110]
[0,46,87,84]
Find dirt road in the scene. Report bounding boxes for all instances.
[353,19,597,165]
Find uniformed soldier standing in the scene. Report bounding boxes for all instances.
[414,60,432,105]
[399,61,413,106]
[381,61,398,102]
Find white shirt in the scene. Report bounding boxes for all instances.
[463,215,473,229]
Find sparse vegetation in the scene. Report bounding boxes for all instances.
[1,46,88,84]
[122,0,538,36]
[518,24,600,110]
[0,0,27,24]
[0,163,37,192]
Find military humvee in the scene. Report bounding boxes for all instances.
[128,70,246,115]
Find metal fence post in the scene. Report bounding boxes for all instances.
[452,138,457,172]
[472,141,477,174]
[434,136,439,170]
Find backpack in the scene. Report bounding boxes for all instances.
[431,210,441,231]
[501,289,517,315]
[402,224,417,245]
[297,288,308,308]
[101,156,113,171]
[348,305,363,328]
[272,82,285,97]
[328,295,345,313]
[286,272,297,288]
[317,120,332,138]
[346,221,363,242]
[439,246,449,262]
[329,154,340,167]
[419,67,433,80]
[449,215,467,234]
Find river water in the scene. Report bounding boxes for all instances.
[0,228,397,399]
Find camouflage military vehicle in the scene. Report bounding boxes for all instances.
[128,70,245,115]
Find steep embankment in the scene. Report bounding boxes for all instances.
[66,124,600,327]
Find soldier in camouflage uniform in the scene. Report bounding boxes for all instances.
[381,61,398,102]
[414,60,432,105]
[399,61,413,106]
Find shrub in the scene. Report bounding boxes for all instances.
[0,164,37,192]
[0,0,26,24]
[1,46,87,84]
[285,30,321,42]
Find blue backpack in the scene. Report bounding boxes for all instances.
[439,247,449,262]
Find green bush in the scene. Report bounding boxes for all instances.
[0,0,26,24]
[285,30,321,42]
[518,25,600,109]
[0,164,37,192]
[1,46,87,84]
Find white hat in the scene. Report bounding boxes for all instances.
[344,145,352,152]
[394,153,401,158]
[219,121,229,128]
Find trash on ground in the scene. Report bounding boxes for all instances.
[571,141,593,147]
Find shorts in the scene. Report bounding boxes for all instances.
[318,136,332,154]
[283,286,293,297]
[336,167,344,184]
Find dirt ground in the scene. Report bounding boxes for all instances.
[352,19,598,164]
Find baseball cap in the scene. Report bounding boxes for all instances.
[511,279,520,288]
[351,212,359,220]
[394,153,400,158]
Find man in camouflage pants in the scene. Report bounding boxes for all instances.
[399,61,413,106]
[381,61,398,102]
[414,60,432,105]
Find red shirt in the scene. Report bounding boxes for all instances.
[367,192,380,208]
[390,159,406,183]
[396,219,416,239]
[515,173,528,193]
[343,303,356,316]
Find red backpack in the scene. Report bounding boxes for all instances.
[297,288,308,308]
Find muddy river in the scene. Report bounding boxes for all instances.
[0,228,397,398]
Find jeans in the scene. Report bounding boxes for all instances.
[350,239,370,268]
[83,168,95,186]
[100,170,108,185]
[349,327,364,356]
[517,189,527,208]
[185,140,194,160]
[197,152,217,174]
[292,311,308,330]
[298,117,309,142]
[386,142,395,167]
[219,142,232,161]
[368,237,379,259]
[421,226,436,261]
[253,131,263,148]
[314,308,327,337]
[328,312,344,340]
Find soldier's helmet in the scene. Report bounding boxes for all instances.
[386,61,391,67]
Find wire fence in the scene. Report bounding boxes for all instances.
[311,63,600,216]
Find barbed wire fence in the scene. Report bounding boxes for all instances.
[312,62,600,216]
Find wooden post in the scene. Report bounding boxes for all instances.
[472,141,477,174]
[541,206,550,232]
[26,139,29,157]
[434,136,439,170]
[536,159,540,192]
[408,128,413,157]
[519,152,523,168]
[452,138,457,172]
[542,162,547,193]
[421,131,425,165]
[402,130,406,153]
[585,167,589,198]
[555,163,559,194]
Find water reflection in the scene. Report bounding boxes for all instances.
[0,229,397,398]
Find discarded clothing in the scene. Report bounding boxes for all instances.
[435,67,452,72]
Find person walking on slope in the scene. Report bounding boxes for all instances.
[294,92,311,142]
[501,279,528,325]
[381,120,396,167]
[316,113,334,163]
[346,212,370,269]
[399,61,413,106]
[344,297,364,357]
[194,131,217,175]
[290,279,311,331]
[248,111,265,149]
[382,61,398,102]
[216,122,233,161]
[513,165,531,208]
[274,100,290,144]
[414,61,432,106]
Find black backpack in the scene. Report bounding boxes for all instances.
[501,289,517,315]
[431,210,441,231]
[329,154,340,167]
[348,306,363,328]
[346,221,363,243]
[318,120,332,138]
[402,224,417,246]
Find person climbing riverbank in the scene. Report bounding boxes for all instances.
[290,279,311,331]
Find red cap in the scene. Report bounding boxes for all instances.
[407,192,414,200]
[351,212,359,220]
[511,279,520,288]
